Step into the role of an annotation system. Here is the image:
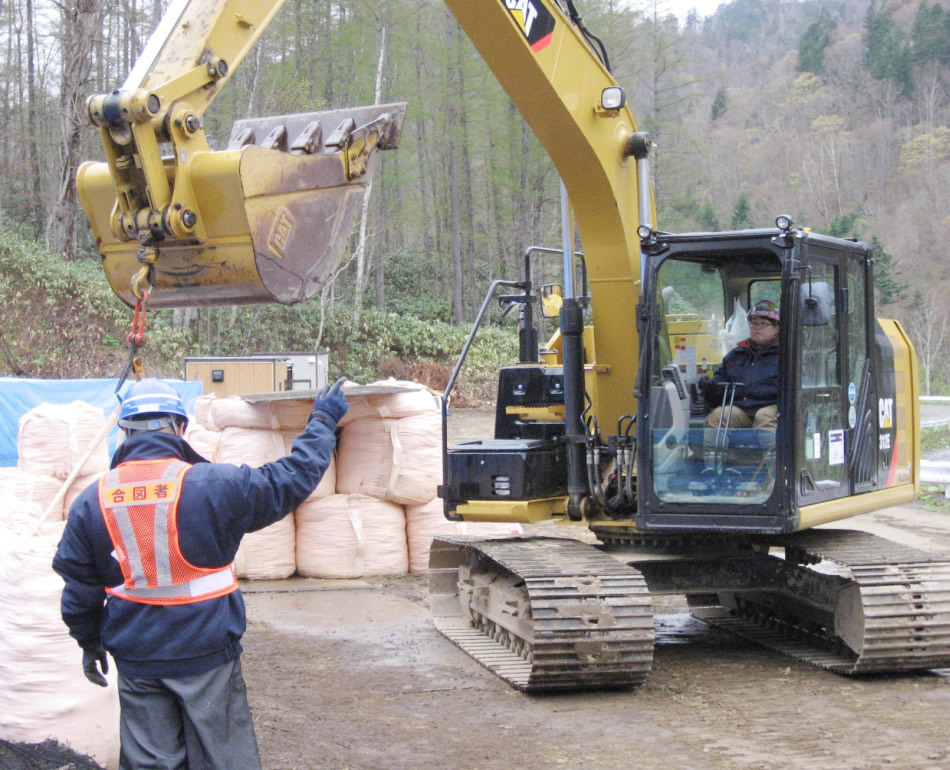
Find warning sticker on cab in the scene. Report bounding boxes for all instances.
[505,0,556,52]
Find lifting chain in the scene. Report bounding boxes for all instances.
[116,245,157,396]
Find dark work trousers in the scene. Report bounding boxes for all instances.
[117,657,261,770]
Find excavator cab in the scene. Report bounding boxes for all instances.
[635,221,910,534]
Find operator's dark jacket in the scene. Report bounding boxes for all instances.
[52,414,336,680]
[705,338,779,413]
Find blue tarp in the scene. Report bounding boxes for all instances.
[0,378,204,467]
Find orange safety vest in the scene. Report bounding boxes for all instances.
[98,458,238,605]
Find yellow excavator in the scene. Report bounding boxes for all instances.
[77,0,950,692]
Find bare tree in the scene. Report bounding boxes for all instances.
[905,289,950,397]
[46,0,101,258]
[446,8,463,325]
[352,19,387,326]
[25,0,45,237]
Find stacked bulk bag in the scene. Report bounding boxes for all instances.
[295,493,408,578]
[209,397,282,431]
[216,427,297,580]
[339,378,438,425]
[17,402,110,481]
[63,473,105,516]
[336,380,441,506]
[404,499,522,574]
[206,395,312,433]
[279,430,336,501]
[189,393,340,579]
[190,393,217,431]
[0,468,64,522]
[184,422,221,461]
[271,399,314,429]
[0,514,119,769]
[336,411,442,505]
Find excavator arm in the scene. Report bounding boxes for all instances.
[77,0,406,308]
[77,0,651,435]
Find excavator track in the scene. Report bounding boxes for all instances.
[428,536,654,692]
[689,529,950,674]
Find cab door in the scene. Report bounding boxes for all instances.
[844,251,878,493]
[795,241,876,506]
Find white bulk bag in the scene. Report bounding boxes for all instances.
[184,423,221,461]
[190,393,217,430]
[63,472,105,517]
[0,469,64,522]
[17,402,110,480]
[279,430,336,500]
[217,427,295,579]
[215,426,286,466]
[405,499,522,574]
[209,397,281,431]
[295,494,407,578]
[0,517,119,768]
[270,399,313,429]
[339,379,438,426]
[233,514,296,580]
[216,426,333,501]
[336,413,442,505]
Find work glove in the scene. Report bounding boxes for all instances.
[311,377,349,425]
[697,377,722,408]
[82,645,109,687]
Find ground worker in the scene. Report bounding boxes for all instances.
[52,376,348,769]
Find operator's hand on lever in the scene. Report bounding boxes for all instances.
[311,377,349,427]
[697,376,722,409]
[82,644,109,687]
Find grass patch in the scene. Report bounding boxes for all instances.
[922,425,950,456]
[918,483,950,513]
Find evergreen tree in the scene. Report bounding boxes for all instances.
[730,194,751,229]
[710,88,728,120]
[911,2,950,66]
[864,1,913,96]
[870,236,906,306]
[827,212,861,238]
[797,10,837,74]
[698,200,720,231]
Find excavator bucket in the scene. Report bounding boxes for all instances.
[77,103,406,308]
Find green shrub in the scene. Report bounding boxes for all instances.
[0,220,518,400]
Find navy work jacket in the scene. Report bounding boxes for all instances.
[52,414,335,679]
[708,338,779,412]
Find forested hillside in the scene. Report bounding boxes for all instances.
[1,0,949,389]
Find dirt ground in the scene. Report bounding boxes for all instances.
[239,409,950,770]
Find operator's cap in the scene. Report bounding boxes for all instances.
[748,299,780,323]
[118,378,188,431]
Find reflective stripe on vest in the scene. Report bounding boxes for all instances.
[99,458,238,605]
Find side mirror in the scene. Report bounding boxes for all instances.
[801,280,832,326]
[539,284,564,319]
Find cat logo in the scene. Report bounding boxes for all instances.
[878,397,893,430]
[505,0,556,52]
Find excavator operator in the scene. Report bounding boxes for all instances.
[699,299,780,432]
[53,376,348,769]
